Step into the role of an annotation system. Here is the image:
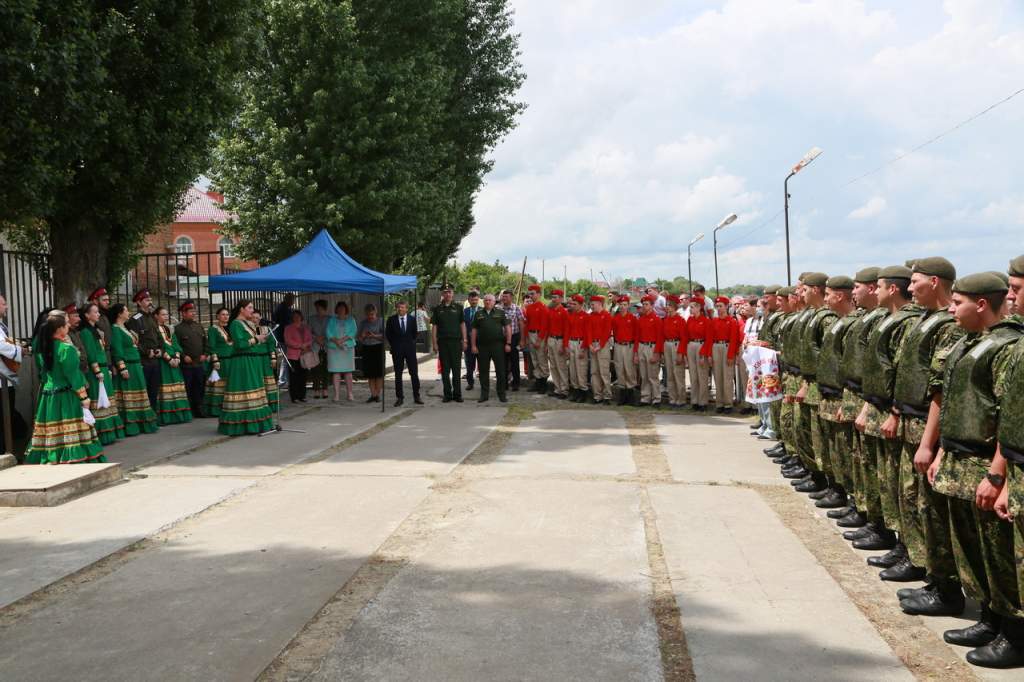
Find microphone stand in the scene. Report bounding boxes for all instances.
[259,323,306,436]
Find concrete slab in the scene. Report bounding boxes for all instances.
[300,406,503,477]
[0,476,254,608]
[0,475,431,682]
[315,479,661,681]
[656,414,785,486]
[649,484,912,681]
[0,453,16,470]
[141,407,392,477]
[0,463,122,507]
[488,409,635,478]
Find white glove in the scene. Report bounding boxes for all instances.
[82,407,96,426]
[97,382,111,409]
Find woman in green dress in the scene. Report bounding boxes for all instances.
[78,303,125,445]
[109,303,159,436]
[253,309,280,412]
[25,311,106,464]
[203,307,233,417]
[219,300,274,436]
[153,307,192,425]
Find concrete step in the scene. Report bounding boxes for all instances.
[0,463,123,507]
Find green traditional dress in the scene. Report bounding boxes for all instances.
[218,319,273,435]
[156,325,193,425]
[25,341,106,464]
[202,323,233,417]
[80,327,125,445]
[258,331,280,412]
[111,324,159,436]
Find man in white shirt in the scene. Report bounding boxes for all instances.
[0,294,28,454]
[647,287,668,319]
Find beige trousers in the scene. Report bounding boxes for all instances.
[687,341,709,406]
[637,343,661,404]
[528,331,548,378]
[613,342,637,389]
[568,339,588,390]
[663,340,687,405]
[590,344,613,400]
[547,336,569,395]
[712,342,734,408]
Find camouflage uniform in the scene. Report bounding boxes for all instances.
[760,309,786,437]
[801,306,839,476]
[778,309,806,457]
[787,306,816,469]
[997,338,1024,617]
[817,309,861,493]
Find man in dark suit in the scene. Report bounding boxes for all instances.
[385,300,422,406]
[463,290,482,390]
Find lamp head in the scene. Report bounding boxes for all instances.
[791,146,823,174]
[716,213,738,231]
[689,232,705,247]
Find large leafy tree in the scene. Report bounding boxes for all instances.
[213,0,525,278]
[0,1,257,302]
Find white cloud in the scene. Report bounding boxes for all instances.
[848,196,887,220]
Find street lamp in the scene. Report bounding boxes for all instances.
[687,232,704,296]
[784,146,823,285]
[712,213,738,297]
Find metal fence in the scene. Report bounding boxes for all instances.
[0,247,54,340]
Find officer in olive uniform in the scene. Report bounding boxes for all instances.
[928,273,1023,668]
[174,300,209,418]
[471,293,511,403]
[431,285,467,403]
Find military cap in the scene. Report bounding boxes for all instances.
[665,294,680,305]
[88,287,108,300]
[798,271,811,282]
[953,272,1008,296]
[178,300,196,312]
[714,295,730,306]
[618,295,631,304]
[441,284,454,292]
[802,272,828,287]
[777,286,793,296]
[1008,255,1024,278]
[571,294,585,304]
[854,267,880,284]
[878,265,912,280]
[904,259,917,269]
[691,296,706,305]
[763,285,782,295]
[641,294,656,304]
[912,256,956,282]
[63,302,78,314]
[132,288,151,303]
[825,275,854,290]
[527,283,541,292]
[988,271,1010,286]
[589,295,604,303]
[549,289,563,297]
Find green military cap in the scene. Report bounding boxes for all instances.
[878,265,912,280]
[763,285,782,295]
[825,275,854,290]
[953,272,1008,296]
[802,272,828,287]
[988,271,1010,286]
[798,272,811,282]
[1008,255,1024,277]
[912,256,956,281]
[776,286,791,296]
[904,259,917,269]
[854,266,880,284]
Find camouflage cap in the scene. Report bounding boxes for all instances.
[988,271,1010,286]
[763,285,782,295]
[912,256,956,282]
[1008,255,1024,278]
[825,275,854,290]
[878,265,912,280]
[802,272,829,287]
[953,272,1008,296]
[854,267,880,284]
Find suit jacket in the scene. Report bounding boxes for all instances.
[385,313,418,355]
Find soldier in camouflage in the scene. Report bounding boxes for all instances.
[763,286,795,462]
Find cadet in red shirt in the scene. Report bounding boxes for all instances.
[545,289,570,398]
[662,295,689,408]
[686,297,711,411]
[523,284,549,393]
[702,296,742,414]
[611,295,638,404]
[564,294,589,402]
[586,294,613,404]
[634,295,664,406]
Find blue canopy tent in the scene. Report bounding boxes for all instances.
[209,230,417,414]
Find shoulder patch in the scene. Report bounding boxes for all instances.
[132,313,143,320]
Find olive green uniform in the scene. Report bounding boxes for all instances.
[175,319,209,417]
[127,310,163,409]
[431,302,465,400]
[760,310,785,436]
[817,310,860,492]
[998,339,1024,626]
[472,307,509,400]
[800,305,839,476]
[95,314,114,367]
[781,308,812,459]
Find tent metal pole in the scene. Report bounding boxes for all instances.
[381,291,386,413]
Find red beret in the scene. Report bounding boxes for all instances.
[641,294,656,304]
[571,294,585,304]
[178,301,196,313]
[527,284,541,292]
[666,294,680,305]
[589,295,604,303]
[63,303,78,314]
[550,289,564,297]
[692,296,705,305]
[618,295,631,304]
[88,287,108,300]
[132,289,151,303]
[715,296,730,306]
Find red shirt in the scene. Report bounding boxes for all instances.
[611,312,636,344]
[523,300,549,338]
[564,309,588,348]
[686,315,709,346]
[633,312,664,353]
[662,315,688,343]
[546,304,569,338]
[702,317,741,359]
[586,309,612,349]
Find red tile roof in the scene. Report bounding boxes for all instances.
[175,186,236,223]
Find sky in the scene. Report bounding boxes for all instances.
[459,0,1024,288]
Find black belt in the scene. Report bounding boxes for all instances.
[570,337,584,341]
[1001,443,1024,464]
[639,341,656,346]
[864,394,893,411]
[550,335,563,339]
[689,338,705,343]
[615,341,633,345]
[801,373,816,381]
[819,385,842,399]
[940,437,995,459]
[41,385,72,396]
[895,401,929,419]
[844,379,863,394]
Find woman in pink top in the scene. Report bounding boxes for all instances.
[283,310,313,403]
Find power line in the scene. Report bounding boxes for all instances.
[718,208,784,248]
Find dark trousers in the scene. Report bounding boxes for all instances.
[392,348,420,399]
[288,363,308,401]
[142,360,160,410]
[0,385,27,457]
[477,341,507,399]
[506,332,521,388]
[464,349,478,388]
[181,364,207,417]
[438,338,462,399]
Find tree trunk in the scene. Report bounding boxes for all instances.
[49,220,108,306]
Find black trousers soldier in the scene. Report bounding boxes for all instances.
[477,340,508,402]
[471,295,510,403]
[181,363,206,417]
[431,290,466,403]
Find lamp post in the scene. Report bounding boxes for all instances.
[784,146,823,285]
[712,213,738,297]
[687,232,704,296]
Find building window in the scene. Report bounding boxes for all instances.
[218,236,236,259]
[174,235,194,254]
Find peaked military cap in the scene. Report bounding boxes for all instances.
[825,276,854,290]
[912,256,956,282]
[953,272,1008,296]
[854,267,880,284]
[1008,255,1024,278]
[802,272,828,287]
[878,265,912,280]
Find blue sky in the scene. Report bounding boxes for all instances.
[459,0,1024,287]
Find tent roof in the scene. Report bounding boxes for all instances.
[208,230,416,294]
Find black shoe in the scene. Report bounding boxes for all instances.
[946,617,1000,648]
[499,395,508,403]
[815,490,848,509]
[365,396,376,403]
[897,582,935,601]
[790,475,814,488]
[795,478,825,493]
[443,396,452,403]
[880,557,927,582]
[771,454,791,465]
[782,467,809,479]
[414,396,424,405]
[901,587,966,617]
[836,511,868,528]
[967,633,1024,669]
[715,406,725,414]
[722,407,733,415]
[511,384,520,392]
[827,506,855,519]
[478,395,489,403]
[454,396,464,403]
[764,443,785,456]
[843,526,875,541]
[867,544,906,568]
[808,488,831,500]
[852,529,897,551]
[750,422,763,430]
[394,398,404,407]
